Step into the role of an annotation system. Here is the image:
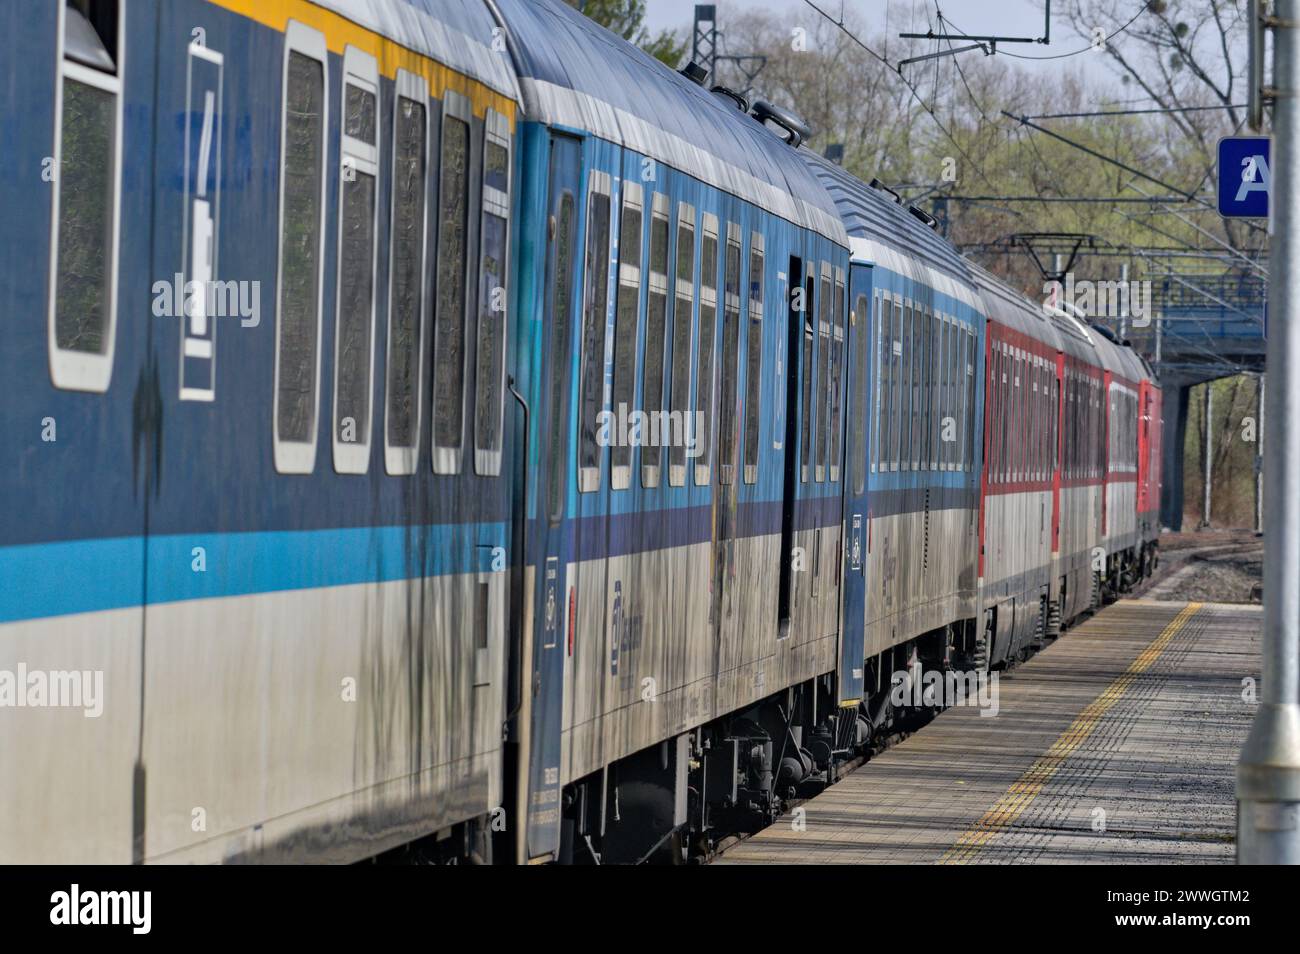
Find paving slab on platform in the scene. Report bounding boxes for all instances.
[717,600,1262,865]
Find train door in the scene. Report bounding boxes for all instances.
[523,132,583,863]
[838,266,873,705]
[776,256,804,637]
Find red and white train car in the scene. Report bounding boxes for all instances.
[972,268,1163,667]
[973,267,1062,667]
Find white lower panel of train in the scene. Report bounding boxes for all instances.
[1104,479,1139,554]
[981,489,1053,601]
[1058,483,1104,621]
[864,504,978,660]
[0,574,506,864]
[560,524,840,787]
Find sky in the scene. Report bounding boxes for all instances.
[643,0,1121,88]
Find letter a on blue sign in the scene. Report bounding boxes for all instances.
[1218,135,1271,218]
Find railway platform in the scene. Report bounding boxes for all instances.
[717,600,1262,864]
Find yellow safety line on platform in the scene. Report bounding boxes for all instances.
[938,602,1203,864]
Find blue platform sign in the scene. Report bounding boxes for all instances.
[1218,135,1271,218]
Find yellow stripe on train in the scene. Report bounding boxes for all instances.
[210,0,518,126]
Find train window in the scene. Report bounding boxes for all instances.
[924,311,935,471]
[1095,380,1102,478]
[1036,361,1045,479]
[717,225,743,485]
[1004,348,1013,481]
[956,329,965,472]
[1047,365,1055,478]
[1045,364,1054,478]
[50,0,124,393]
[998,350,1008,480]
[1065,370,1074,479]
[547,190,576,523]
[332,48,380,476]
[952,321,962,471]
[1075,372,1082,479]
[1016,352,1023,478]
[1036,362,1045,480]
[1002,349,1012,481]
[889,295,899,467]
[961,332,972,475]
[951,324,961,470]
[642,193,670,488]
[669,204,695,486]
[983,340,992,479]
[932,312,944,470]
[899,302,912,471]
[999,345,1010,482]
[1030,361,1040,480]
[432,91,472,474]
[384,72,429,475]
[830,268,845,482]
[801,274,815,481]
[907,305,920,471]
[940,317,951,470]
[1029,361,1040,480]
[935,311,944,468]
[1009,349,1018,480]
[988,344,997,482]
[1016,352,1026,480]
[814,263,832,481]
[853,294,868,495]
[1035,361,1043,477]
[876,294,889,474]
[1115,390,1123,471]
[941,319,951,473]
[1085,375,1092,478]
[695,214,719,486]
[743,233,765,483]
[872,293,883,473]
[578,171,612,492]
[1092,380,1098,478]
[611,182,643,489]
[273,24,328,474]
[475,110,512,476]
[1069,370,1077,479]
[998,346,1007,482]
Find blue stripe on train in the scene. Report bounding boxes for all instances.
[0,522,508,623]
[2,487,856,623]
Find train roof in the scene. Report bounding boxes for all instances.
[798,150,982,311]
[490,0,848,245]
[1088,324,1149,385]
[967,260,1064,351]
[983,280,1150,382]
[312,0,520,100]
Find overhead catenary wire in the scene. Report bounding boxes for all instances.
[802,0,1000,189]
[943,3,1149,61]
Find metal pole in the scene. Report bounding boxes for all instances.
[1201,383,1213,528]
[1119,261,1129,340]
[1256,373,1265,535]
[1238,0,1300,865]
